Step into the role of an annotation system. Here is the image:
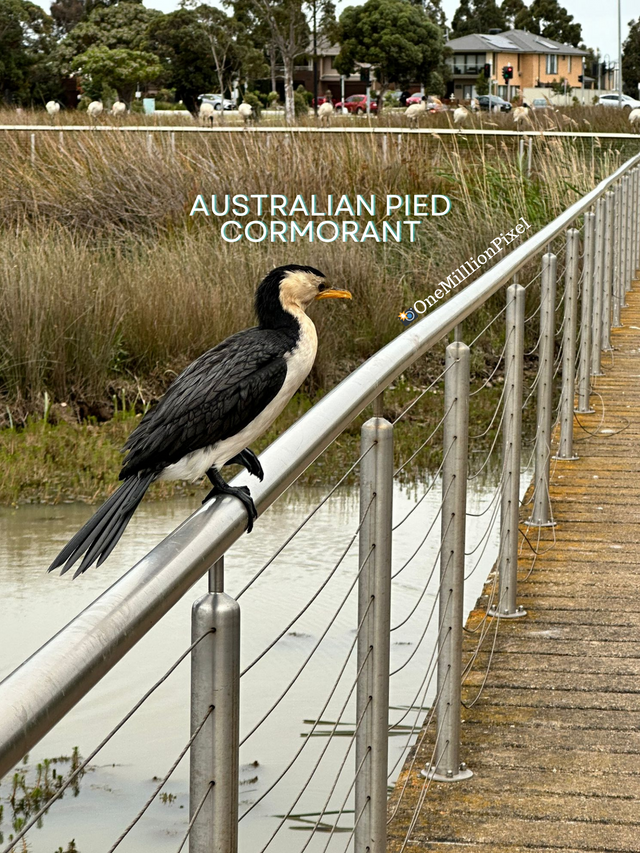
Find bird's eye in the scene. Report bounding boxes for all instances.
[318,282,326,292]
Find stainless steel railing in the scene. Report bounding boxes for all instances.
[0,149,639,853]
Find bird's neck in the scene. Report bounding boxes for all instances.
[257,299,309,341]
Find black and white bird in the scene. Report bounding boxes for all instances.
[49,265,351,578]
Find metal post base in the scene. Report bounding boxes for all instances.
[488,605,527,619]
[552,453,579,461]
[574,406,595,415]
[524,518,557,528]
[591,371,605,377]
[421,763,474,783]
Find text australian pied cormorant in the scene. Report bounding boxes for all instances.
[48,265,352,578]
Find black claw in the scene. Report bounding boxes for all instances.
[225,448,264,482]
[204,467,258,533]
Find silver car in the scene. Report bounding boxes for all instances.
[597,93,640,109]
[198,94,236,111]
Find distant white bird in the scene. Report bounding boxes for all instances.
[513,106,531,125]
[111,101,126,117]
[87,101,103,120]
[629,108,640,130]
[405,99,426,127]
[453,106,469,126]
[318,101,334,126]
[469,98,479,113]
[45,101,60,117]
[199,102,215,126]
[238,102,253,124]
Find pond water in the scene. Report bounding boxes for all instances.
[0,471,524,853]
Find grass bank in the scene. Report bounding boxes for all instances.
[0,375,523,505]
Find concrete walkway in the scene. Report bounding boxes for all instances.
[387,280,640,852]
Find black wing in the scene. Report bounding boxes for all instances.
[120,327,291,478]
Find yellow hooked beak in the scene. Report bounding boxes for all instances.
[315,288,353,301]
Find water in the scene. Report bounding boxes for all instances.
[0,476,510,853]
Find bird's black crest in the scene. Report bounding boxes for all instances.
[255,265,326,328]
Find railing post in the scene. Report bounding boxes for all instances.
[355,415,393,853]
[623,175,631,296]
[576,212,595,413]
[612,183,623,328]
[422,342,473,783]
[189,557,240,853]
[528,253,557,527]
[556,229,580,460]
[602,191,614,350]
[492,283,527,618]
[591,197,605,376]
[634,169,639,280]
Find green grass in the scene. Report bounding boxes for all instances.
[0,372,528,505]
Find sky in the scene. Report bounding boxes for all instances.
[34,0,633,63]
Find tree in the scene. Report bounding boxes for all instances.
[244,0,310,124]
[56,0,163,71]
[50,0,86,34]
[335,0,444,113]
[500,0,525,28]
[514,0,582,47]
[0,0,55,104]
[475,68,489,94]
[423,0,447,29]
[71,44,162,101]
[451,0,505,38]
[622,18,640,97]
[146,8,218,111]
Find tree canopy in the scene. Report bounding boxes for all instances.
[336,0,445,108]
[451,0,505,39]
[514,0,582,47]
[622,17,640,97]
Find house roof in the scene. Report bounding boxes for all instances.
[446,29,587,56]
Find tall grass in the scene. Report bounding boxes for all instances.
[0,126,626,418]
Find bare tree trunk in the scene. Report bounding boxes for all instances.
[283,54,295,124]
[269,43,277,94]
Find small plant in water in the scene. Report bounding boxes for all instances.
[0,748,86,848]
[159,792,177,805]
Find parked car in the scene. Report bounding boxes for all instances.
[198,94,236,111]
[532,98,551,110]
[405,94,445,112]
[335,94,378,114]
[312,96,339,107]
[597,93,640,109]
[477,94,512,112]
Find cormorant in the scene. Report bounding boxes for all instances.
[48,265,351,578]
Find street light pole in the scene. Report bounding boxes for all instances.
[618,0,623,107]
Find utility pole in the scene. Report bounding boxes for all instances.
[312,0,318,115]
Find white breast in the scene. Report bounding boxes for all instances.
[158,314,318,482]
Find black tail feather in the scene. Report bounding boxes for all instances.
[48,473,155,577]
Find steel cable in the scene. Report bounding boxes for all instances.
[0,630,213,853]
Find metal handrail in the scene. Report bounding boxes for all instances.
[2,124,640,139]
[0,149,639,779]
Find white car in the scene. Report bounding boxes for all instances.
[597,93,640,109]
[198,94,236,111]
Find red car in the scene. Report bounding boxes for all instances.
[312,96,339,107]
[405,94,444,112]
[335,94,378,114]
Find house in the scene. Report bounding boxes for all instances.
[445,30,592,101]
[289,39,373,101]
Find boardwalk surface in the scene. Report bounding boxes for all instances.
[387,281,640,852]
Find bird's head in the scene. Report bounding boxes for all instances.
[256,265,352,327]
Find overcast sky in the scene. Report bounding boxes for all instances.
[36,1,633,63]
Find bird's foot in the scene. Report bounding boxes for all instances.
[203,468,258,533]
[225,448,264,481]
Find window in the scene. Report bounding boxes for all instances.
[567,56,571,73]
[546,54,558,75]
